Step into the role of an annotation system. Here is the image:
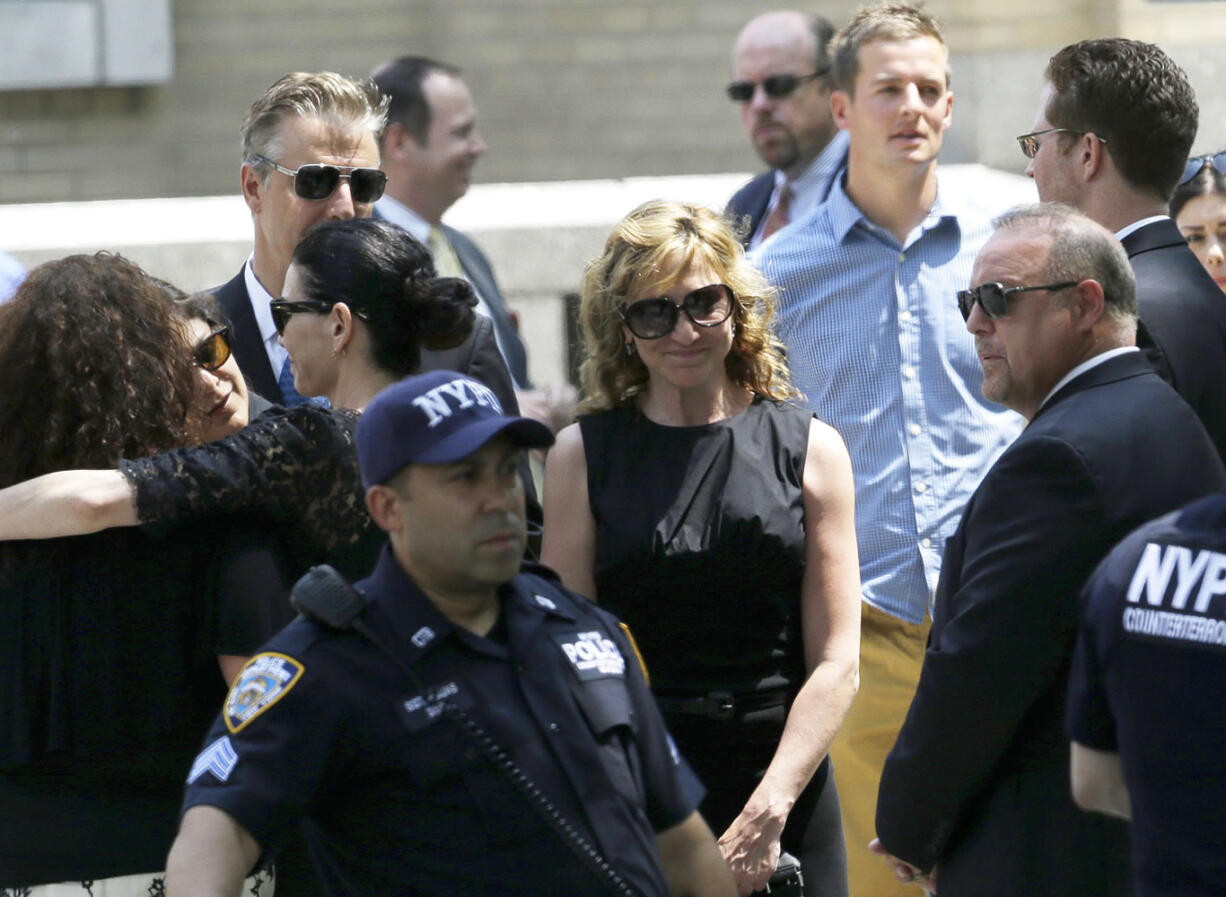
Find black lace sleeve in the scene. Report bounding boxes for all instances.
[118,405,371,554]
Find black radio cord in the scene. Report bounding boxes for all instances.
[291,567,642,897]
[444,704,641,897]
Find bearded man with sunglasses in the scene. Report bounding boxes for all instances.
[873,204,1226,897]
[1022,39,1226,466]
[726,11,848,250]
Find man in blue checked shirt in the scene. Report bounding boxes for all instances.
[752,4,1020,894]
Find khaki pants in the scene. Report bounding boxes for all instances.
[830,601,930,897]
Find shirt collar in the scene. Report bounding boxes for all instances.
[243,256,280,348]
[1037,346,1140,413]
[374,195,432,244]
[357,545,577,663]
[825,171,960,246]
[1115,215,1170,242]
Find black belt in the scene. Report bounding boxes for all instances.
[655,689,788,721]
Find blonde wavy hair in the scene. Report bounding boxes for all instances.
[577,199,798,413]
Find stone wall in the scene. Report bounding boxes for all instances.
[0,0,1222,208]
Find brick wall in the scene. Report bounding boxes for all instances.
[0,0,1223,207]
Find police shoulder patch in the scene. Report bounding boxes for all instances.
[554,629,626,680]
[225,652,305,734]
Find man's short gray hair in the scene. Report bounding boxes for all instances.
[992,203,1137,323]
[241,72,389,184]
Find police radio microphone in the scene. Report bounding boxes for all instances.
[290,565,368,629]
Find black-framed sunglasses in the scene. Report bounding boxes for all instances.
[1015,128,1106,160]
[956,281,1079,321]
[726,71,825,103]
[250,154,388,204]
[619,284,736,340]
[1179,151,1226,186]
[193,325,232,371]
[269,298,335,336]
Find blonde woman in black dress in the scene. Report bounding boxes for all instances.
[543,200,860,896]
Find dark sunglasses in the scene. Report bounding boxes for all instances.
[619,284,735,340]
[193,325,232,371]
[1179,151,1226,186]
[1015,128,1107,160]
[250,154,387,204]
[269,298,335,336]
[726,71,825,103]
[956,281,1079,321]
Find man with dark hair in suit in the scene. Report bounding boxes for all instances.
[1020,38,1226,464]
[872,203,1226,897]
[725,10,847,249]
[369,57,523,385]
[370,56,573,433]
[215,70,518,415]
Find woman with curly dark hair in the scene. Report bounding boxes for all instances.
[0,254,197,486]
[0,253,273,896]
[0,219,478,584]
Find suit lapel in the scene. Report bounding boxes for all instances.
[1029,351,1151,426]
[443,224,528,386]
[213,268,283,404]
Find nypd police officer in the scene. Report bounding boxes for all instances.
[166,370,735,897]
[1067,493,1226,896]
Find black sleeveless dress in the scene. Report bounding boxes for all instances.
[580,398,847,896]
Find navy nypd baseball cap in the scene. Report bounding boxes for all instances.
[357,369,555,487]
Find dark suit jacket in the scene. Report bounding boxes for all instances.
[214,269,282,404]
[370,206,532,389]
[210,265,519,416]
[876,352,1226,897]
[1126,218,1226,464]
[725,171,774,249]
[444,223,532,389]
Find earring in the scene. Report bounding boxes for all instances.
[731,322,738,338]
[331,346,347,360]
[624,342,636,356]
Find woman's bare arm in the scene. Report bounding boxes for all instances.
[717,418,862,894]
[0,469,137,540]
[540,422,598,601]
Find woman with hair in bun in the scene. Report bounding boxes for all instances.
[274,216,477,412]
[0,218,478,583]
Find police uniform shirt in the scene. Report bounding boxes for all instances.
[182,547,704,897]
[1067,494,1226,897]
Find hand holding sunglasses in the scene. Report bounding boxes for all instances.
[619,284,735,339]
[956,281,1078,321]
[250,154,387,204]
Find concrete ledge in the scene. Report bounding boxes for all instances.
[2,167,1036,384]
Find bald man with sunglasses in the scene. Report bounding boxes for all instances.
[874,203,1225,897]
[726,10,849,250]
[215,71,518,418]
